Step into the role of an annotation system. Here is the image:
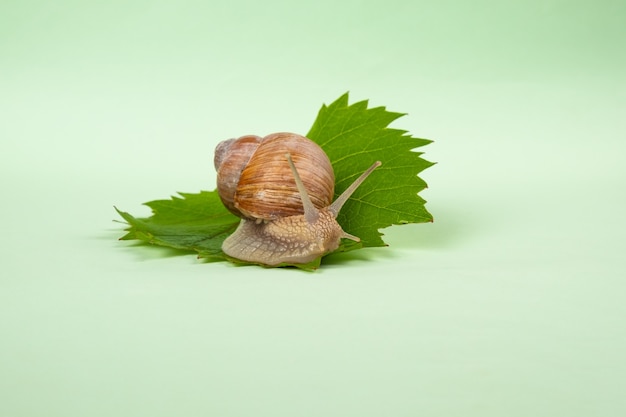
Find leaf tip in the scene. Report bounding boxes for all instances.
[333,91,350,107]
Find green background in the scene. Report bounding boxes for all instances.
[2,1,625,416]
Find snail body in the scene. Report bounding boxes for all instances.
[215,133,380,266]
[221,206,347,265]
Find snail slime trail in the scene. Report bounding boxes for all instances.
[214,132,381,266]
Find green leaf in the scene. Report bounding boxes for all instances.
[307,92,434,247]
[116,191,240,261]
[115,93,433,268]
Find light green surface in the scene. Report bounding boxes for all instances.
[1,1,625,416]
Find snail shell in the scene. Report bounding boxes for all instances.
[214,132,334,221]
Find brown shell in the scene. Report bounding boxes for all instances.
[214,132,334,221]
[215,135,263,215]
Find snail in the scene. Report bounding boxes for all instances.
[214,132,380,266]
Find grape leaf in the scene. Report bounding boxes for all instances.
[115,191,239,261]
[115,93,433,268]
[307,93,434,248]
